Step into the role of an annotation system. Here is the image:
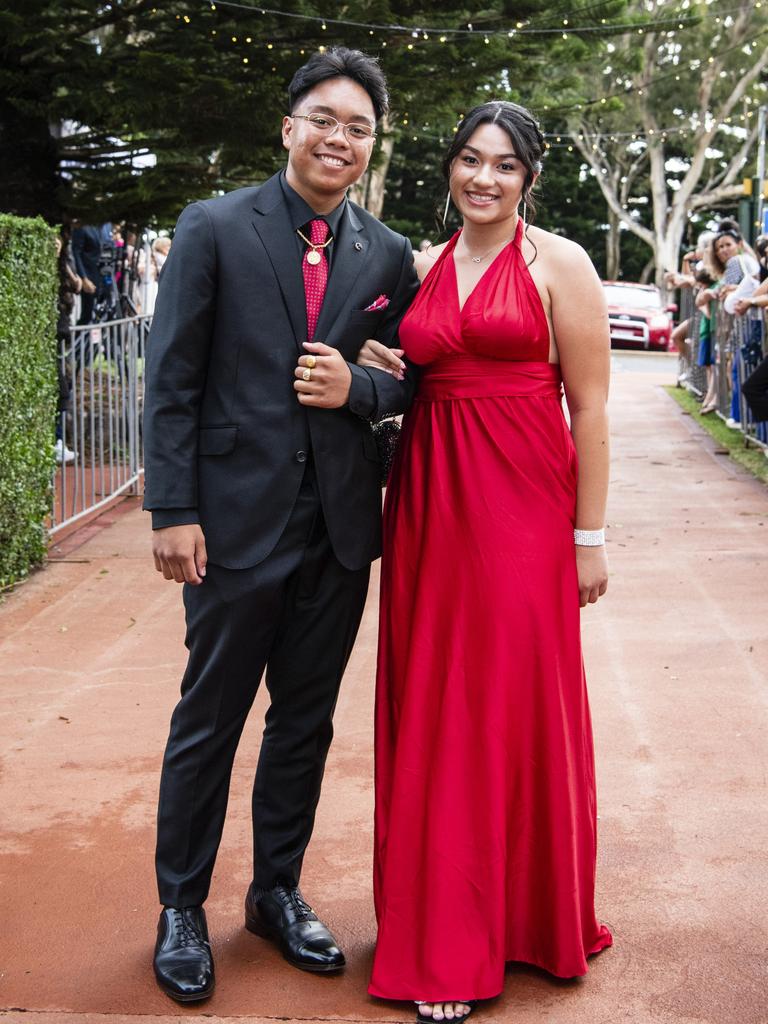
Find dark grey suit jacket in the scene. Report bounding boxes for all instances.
[142,172,419,571]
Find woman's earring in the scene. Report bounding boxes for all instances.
[521,199,527,229]
[442,191,451,229]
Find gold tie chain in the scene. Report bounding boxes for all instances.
[297,227,333,266]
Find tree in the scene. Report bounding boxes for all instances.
[1,0,290,223]
[534,129,651,280]
[564,0,768,286]
[1,0,629,227]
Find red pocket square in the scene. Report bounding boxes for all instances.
[364,294,390,312]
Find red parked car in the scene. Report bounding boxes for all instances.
[602,281,675,351]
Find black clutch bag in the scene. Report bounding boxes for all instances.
[371,418,401,487]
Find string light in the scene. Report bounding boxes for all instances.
[190,0,767,138]
[202,0,749,37]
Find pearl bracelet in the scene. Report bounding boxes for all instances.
[574,528,605,547]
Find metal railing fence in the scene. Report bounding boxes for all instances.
[677,289,767,449]
[48,298,765,537]
[50,314,151,536]
[677,287,708,397]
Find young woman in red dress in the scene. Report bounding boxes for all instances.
[358,101,613,1023]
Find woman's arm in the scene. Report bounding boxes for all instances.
[696,287,718,309]
[722,255,746,290]
[547,238,611,606]
[735,276,768,315]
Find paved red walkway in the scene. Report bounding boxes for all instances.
[2,356,767,1023]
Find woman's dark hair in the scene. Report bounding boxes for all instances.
[694,266,715,287]
[442,101,545,221]
[717,218,741,236]
[711,230,743,275]
[754,234,768,262]
[288,47,388,122]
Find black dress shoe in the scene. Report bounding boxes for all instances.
[245,883,345,972]
[153,906,215,1002]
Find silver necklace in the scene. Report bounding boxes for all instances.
[461,233,515,264]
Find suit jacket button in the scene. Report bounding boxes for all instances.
[295,450,308,463]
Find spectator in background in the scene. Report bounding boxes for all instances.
[54,232,80,463]
[665,232,715,291]
[734,238,768,313]
[694,265,719,412]
[153,236,171,278]
[754,234,768,282]
[735,237,768,434]
[112,224,125,289]
[71,222,99,324]
[716,219,759,262]
[71,221,112,325]
[703,227,759,426]
[138,236,171,315]
[666,231,715,382]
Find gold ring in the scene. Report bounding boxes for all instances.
[302,367,312,381]
[305,355,317,369]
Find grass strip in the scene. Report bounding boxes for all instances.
[664,386,768,486]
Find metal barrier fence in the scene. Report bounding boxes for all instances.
[48,298,765,537]
[50,315,151,536]
[676,288,767,449]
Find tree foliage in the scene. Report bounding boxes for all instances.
[564,0,768,283]
[2,0,626,228]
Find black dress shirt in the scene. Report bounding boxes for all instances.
[279,171,347,270]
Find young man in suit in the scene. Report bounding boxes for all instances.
[143,48,418,1002]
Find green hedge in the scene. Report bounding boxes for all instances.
[0,214,58,589]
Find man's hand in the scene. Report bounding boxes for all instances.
[294,341,352,408]
[81,277,96,295]
[734,297,752,316]
[153,524,207,585]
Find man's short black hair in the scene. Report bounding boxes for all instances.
[288,47,389,122]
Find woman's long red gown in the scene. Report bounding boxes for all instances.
[369,223,612,1002]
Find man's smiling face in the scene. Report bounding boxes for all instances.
[282,76,376,208]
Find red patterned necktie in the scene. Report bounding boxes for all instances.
[303,218,329,340]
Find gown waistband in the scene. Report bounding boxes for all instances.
[416,356,563,401]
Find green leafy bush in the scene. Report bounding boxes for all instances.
[0,214,57,589]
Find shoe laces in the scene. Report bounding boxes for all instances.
[276,886,312,920]
[171,909,204,947]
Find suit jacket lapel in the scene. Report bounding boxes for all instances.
[251,174,306,348]
[314,203,369,343]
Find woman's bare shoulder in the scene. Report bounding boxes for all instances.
[414,241,449,281]
[524,224,591,265]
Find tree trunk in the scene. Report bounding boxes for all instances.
[655,209,687,295]
[365,131,395,218]
[348,117,394,217]
[606,207,621,280]
[640,257,655,284]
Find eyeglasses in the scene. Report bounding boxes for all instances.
[291,112,377,143]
